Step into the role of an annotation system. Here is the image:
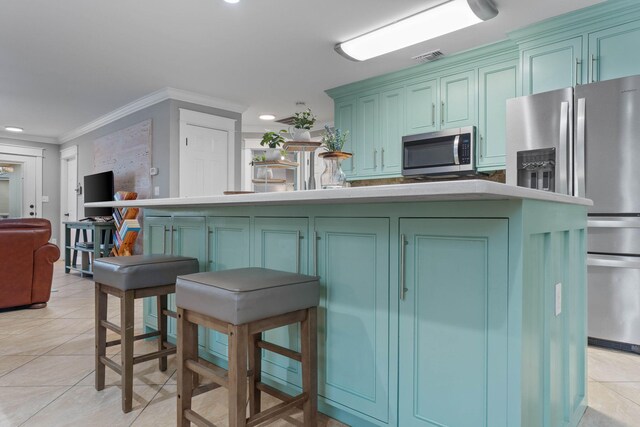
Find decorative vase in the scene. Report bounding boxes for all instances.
[255,166,273,180]
[291,128,311,141]
[319,151,352,189]
[265,148,282,161]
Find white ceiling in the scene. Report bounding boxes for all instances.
[0,0,603,143]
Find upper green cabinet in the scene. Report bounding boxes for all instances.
[334,97,356,175]
[440,70,476,129]
[405,79,437,134]
[380,87,404,173]
[588,20,640,83]
[478,61,518,170]
[356,94,380,176]
[522,37,583,95]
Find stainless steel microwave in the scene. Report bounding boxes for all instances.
[402,126,476,176]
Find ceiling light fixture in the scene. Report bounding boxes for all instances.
[4,126,24,133]
[335,0,498,62]
[259,114,276,121]
[224,0,240,3]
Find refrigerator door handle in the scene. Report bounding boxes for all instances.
[588,253,640,269]
[559,101,570,194]
[575,97,586,198]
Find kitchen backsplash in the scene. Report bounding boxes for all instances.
[349,170,505,187]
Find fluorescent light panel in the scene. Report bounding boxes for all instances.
[336,0,497,61]
[4,126,23,133]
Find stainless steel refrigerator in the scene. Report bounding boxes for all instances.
[506,75,640,354]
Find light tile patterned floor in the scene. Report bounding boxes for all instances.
[0,262,639,426]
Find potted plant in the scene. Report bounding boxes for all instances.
[318,125,352,189]
[260,130,287,160]
[290,108,316,141]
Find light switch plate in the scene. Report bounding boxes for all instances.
[150,167,158,176]
[555,283,562,316]
[154,186,160,196]
[42,195,49,202]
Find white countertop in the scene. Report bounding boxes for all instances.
[85,180,592,209]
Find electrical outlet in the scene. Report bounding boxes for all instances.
[555,283,562,316]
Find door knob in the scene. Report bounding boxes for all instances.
[29,212,35,216]
[29,204,34,209]
[64,213,70,217]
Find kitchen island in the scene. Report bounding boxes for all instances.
[88,180,591,427]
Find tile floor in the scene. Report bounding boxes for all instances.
[0,263,639,426]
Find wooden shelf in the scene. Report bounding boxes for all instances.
[252,160,299,169]
[283,141,322,152]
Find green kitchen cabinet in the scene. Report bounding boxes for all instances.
[477,60,518,171]
[399,218,509,427]
[440,70,476,129]
[315,217,391,424]
[144,216,172,255]
[356,94,380,176]
[588,20,640,83]
[334,97,357,177]
[204,216,251,364]
[254,217,309,389]
[380,87,404,174]
[405,79,438,135]
[522,37,583,95]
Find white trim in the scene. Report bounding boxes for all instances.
[58,87,248,144]
[0,143,44,157]
[0,133,57,144]
[60,145,78,251]
[60,145,77,160]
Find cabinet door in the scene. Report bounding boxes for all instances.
[205,217,251,363]
[478,61,518,170]
[589,21,640,83]
[405,79,438,134]
[440,70,476,129]
[254,217,309,388]
[334,97,357,176]
[144,216,171,255]
[399,219,508,427]
[522,37,583,95]
[315,217,390,423]
[380,87,404,174]
[356,94,380,176]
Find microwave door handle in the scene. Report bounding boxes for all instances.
[453,135,460,165]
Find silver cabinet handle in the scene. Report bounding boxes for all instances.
[400,234,407,301]
[588,254,640,269]
[453,135,460,165]
[431,103,435,126]
[295,230,301,274]
[575,58,582,85]
[170,226,175,255]
[575,98,586,197]
[381,148,385,169]
[206,228,213,270]
[312,231,318,276]
[590,54,596,83]
[441,101,445,126]
[373,149,377,169]
[588,217,640,229]
[351,150,355,172]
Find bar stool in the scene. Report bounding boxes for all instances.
[93,254,199,413]
[175,267,319,427]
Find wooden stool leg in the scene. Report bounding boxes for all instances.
[228,323,248,427]
[177,308,198,427]
[248,332,262,416]
[121,290,135,413]
[94,284,107,391]
[157,294,168,372]
[301,307,318,426]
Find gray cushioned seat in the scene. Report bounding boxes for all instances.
[176,268,320,325]
[94,255,199,291]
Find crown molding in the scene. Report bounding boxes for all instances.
[58,87,248,144]
[0,132,57,145]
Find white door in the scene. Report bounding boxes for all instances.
[0,154,36,218]
[60,146,78,250]
[179,109,236,197]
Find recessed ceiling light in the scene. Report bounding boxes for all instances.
[5,126,24,133]
[224,0,240,3]
[259,114,276,121]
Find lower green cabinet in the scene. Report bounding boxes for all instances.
[315,217,390,424]
[398,218,508,427]
[254,217,309,388]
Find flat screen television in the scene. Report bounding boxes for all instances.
[84,171,114,218]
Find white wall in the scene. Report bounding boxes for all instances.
[0,179,8,215]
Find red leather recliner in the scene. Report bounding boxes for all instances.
[0,218,60,309]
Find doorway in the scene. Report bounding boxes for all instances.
[0,145,41,219]
[60,146,78,252]
[179,109,236,196]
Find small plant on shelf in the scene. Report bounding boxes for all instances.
[260,130,287,149]
[321,125,349,152]
[292,108,317,130]
[249,154,266,165]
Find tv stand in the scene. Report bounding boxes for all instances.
[63,221,115,277]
